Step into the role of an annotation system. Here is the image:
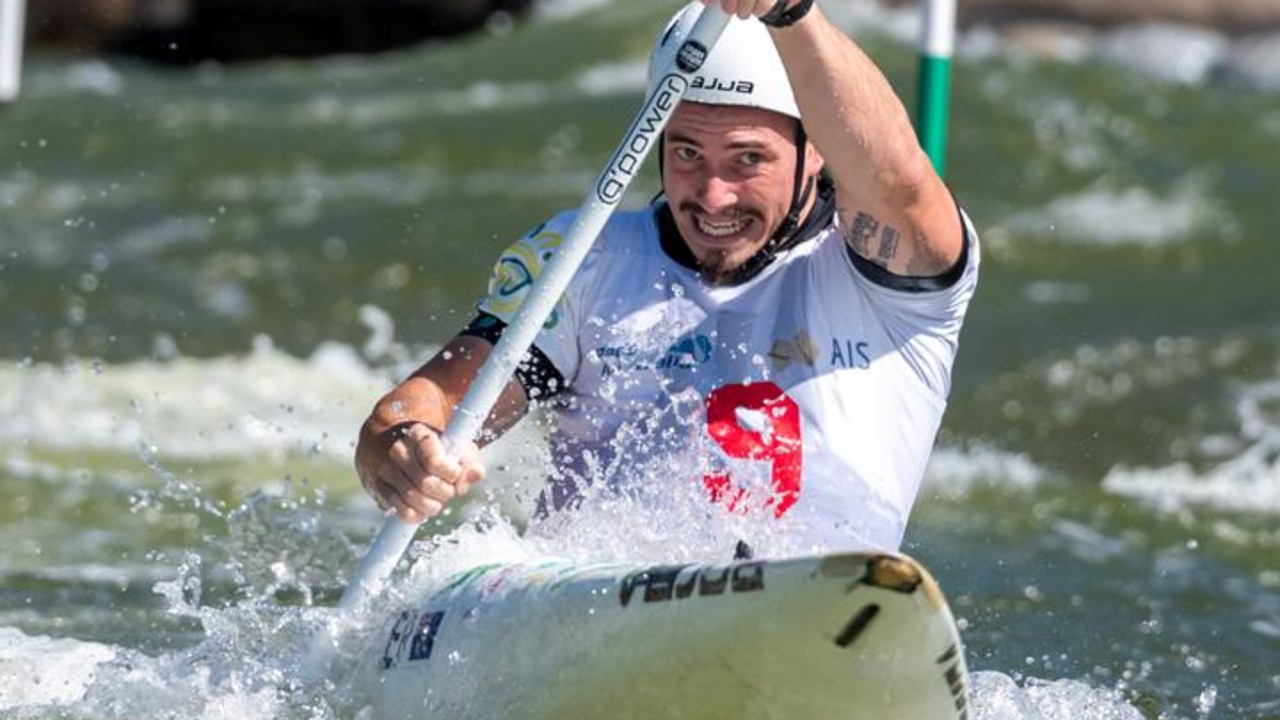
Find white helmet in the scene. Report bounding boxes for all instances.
[647,2,800,121]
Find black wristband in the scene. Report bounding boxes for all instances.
[760,0,816,28]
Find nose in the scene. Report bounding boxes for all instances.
[696,171,738,213]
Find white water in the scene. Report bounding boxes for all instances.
[0,358,1152,718]
[1103,377,1280,516]
[0,336,1230,719]
[0,509,1152,720]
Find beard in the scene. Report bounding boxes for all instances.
[680,203,763,286]
[697,248,739,286]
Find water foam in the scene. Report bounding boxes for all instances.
[1002,177,1230,247]
[925,443,1049,496]
[1096,24,1229,86]
[1103,379,1280,515]
[0,449,1154,720]
[969,672,1145,720]
[0,627,116,711]
[0,337,385,462]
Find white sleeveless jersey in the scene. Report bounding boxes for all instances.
[477,205,979,553]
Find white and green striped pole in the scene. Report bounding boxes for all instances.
[0,0,24,103]
[916,0,955,177]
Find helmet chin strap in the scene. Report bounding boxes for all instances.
[653,123,819,287]
[717,123,814,285]
[771,124,814,245]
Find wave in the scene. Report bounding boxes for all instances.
[1103,379,1280,515]
[995,176,1233,247]
[0,335,388,462]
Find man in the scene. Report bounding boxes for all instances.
[355,0,979,555]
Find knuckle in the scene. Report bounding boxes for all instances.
[432,477,458,500]
[413,475,454,501]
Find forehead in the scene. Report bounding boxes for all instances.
[665,101,798,144]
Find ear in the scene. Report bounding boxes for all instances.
[804,140,825,178]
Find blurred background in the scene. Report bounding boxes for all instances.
[1,0,1278,718]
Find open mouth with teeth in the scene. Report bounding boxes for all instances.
[693,213,754,243]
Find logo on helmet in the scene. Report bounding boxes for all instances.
[676,40,708,73]
[691,76,756,96]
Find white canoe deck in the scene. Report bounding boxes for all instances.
[371,552,969,720]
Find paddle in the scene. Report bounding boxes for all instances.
[300,3,733,681]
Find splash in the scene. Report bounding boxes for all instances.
[0,477,365,720]
[0,341,1181,720]
[969,673,1145,720]
[0,628,116,712]
[0,442,1159,720]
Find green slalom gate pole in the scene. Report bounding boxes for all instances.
[916,0,955,178]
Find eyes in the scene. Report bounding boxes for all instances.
[672,145,699,163]
[670,144,769,171]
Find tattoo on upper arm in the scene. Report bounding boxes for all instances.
[849,211,879,257]
[847,208,959,277]
[876,225,900,263]
[849,210,905,267]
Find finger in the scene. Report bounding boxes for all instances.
[449,441,486,496]
[395,494,444,524]
[391,428,465,493]
[383,459,458,504]
[455,459,486,496]
[403,424,465,483]
[364,462,408,514]
[377,473,446,523]
[376,443,458,499]
[388,430,432,480]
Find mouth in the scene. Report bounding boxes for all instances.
[691,212,754,245]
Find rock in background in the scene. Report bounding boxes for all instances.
[17,0,1280,66]
[24,0,537,64]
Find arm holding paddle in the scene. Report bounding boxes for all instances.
[355,335,529,522]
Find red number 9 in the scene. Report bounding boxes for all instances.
[702,381,802,518]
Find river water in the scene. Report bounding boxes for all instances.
[1,1,1278,718]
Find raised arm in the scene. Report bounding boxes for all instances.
[719,0,963,277]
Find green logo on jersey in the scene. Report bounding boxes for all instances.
[479,227,564,329]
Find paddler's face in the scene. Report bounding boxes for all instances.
[662,101,821,284]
